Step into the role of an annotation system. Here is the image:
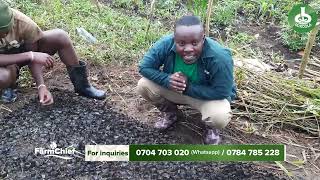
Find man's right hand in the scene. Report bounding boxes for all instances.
[30,52,54,69]
[169,72,187,93]
[38,85,54,106]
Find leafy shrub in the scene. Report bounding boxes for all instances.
[212,0,242,26]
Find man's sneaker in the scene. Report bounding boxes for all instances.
[154,111,178,130]
[1,88,17,103]
[204,128,221,144]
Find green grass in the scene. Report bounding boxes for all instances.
[7,0,320,64]
[212,0,242,26]
[229,32,255,45]
[186,0,208,21]
[280,26,310,51]
[107,0,186,27]
[11,0,170,65]
[221,31,259,59]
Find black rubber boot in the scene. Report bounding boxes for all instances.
[67,60,106,100]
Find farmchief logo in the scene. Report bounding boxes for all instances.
[288,4,318,33]
[35,142,77,160]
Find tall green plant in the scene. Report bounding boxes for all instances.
[145,0,157,42]
[212,0,241,26]
[258,0,275,20]
[186,0,207,20]
[280,25,309,51]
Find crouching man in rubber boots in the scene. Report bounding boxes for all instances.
[137,16,236,144]
[0,1,106,105]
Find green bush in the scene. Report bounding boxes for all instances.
[186,0,207,21]
[241,0,300,22]
[113,0,133,8]
[280,25,309,51]
[211,0,242,26]
[280,1,320,52]
[229,32,255,45]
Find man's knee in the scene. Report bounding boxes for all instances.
[136,78,162,102]
[136,78,156,98]
[54,29,72,46]
[136,78,149,95]
[43,29,71,48]
[204,111,232,129]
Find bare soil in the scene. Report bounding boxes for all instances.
[1,85,287,179]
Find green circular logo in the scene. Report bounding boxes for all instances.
[288,4,318,33]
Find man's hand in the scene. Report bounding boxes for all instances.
[38,85,54,106]
[177,72,188,85]
[169,72,188,93]
[30,52,54,69]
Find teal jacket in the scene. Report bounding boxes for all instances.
[139,34,236,101]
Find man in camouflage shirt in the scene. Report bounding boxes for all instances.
[0,1,106,105]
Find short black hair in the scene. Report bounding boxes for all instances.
[174,15,203,29]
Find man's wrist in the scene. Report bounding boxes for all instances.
[29,51,34,62]
[37,84,46,90]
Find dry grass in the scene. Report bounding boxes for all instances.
[0,104,12,113]
[234,66,320,136]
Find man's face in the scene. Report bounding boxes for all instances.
[174,25,205,64]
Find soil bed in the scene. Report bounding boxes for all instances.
[0,89,285,179]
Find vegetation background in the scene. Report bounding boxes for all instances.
[2,0,320,178]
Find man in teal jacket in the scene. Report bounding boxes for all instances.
[137,15,236,144]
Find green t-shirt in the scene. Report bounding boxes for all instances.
[174,54,199,83]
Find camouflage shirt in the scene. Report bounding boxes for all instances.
[0,8,43,54]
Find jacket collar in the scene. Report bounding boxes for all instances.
[201,38,215,58]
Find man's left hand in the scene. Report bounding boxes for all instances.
[38,85,54,106]
[177,72,188,87]
[170,72,188,93]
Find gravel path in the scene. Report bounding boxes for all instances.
[0,89,285,179]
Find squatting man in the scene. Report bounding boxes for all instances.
[0,1,106,105]
[137,15,236,144]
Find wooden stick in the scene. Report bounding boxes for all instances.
[305,69,320,77]
[308,62,320,69]
[145,0,156,41]
[299,22,320,79]
[0,105,12,112]
[205,0,214,37]
[312,56,320,65]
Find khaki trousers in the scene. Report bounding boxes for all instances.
[136,78,232,129]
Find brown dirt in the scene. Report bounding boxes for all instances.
[233,21,302,60]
